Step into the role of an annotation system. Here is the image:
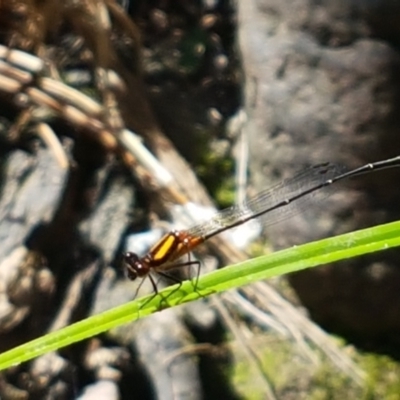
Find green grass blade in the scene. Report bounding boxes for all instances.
[1,220,400,370]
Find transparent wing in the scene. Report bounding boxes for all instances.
[187,163,348,240]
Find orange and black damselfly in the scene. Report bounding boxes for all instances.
[123,156,400,290]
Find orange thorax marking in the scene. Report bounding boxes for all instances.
[147,231,204,266]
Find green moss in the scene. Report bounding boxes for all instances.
[362,354,400,399]
[194,140,235,208]
[230,337,314,399]
[308,362,363,400]
[228,332,400,400]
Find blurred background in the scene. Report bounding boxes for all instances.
[1,0,400,398]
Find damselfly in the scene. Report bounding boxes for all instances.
[123,156,400,290]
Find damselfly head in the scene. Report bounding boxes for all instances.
[123,252,149,280]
